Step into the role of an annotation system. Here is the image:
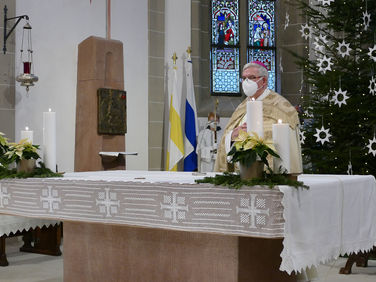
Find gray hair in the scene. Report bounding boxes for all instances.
[242,62,269,79]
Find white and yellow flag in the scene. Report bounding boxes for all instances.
[166,65,184,171]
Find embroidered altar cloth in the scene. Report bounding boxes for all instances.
[0,215,58,237]
[0,171,375,274]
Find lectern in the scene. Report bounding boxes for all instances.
[75,36,126,171]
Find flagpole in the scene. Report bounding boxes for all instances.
[214,99,219,144]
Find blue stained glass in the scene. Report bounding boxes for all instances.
[211,0,239,46]
[248,49,276,91]
[212,48,240,93]
[249,0,275,47]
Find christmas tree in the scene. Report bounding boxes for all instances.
[290,0,376,175]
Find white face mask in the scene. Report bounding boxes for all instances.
[208,121,216,129]
[242,78,262,97]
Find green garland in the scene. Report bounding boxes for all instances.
[0,162,63,179]
[195,172,309,190]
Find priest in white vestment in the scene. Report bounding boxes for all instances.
[214,61,303,174]
[214,61,318,281]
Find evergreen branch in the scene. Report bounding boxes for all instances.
[195,172,309,190]
[0,162,63,179]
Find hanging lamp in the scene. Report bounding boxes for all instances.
[16,22,38,92]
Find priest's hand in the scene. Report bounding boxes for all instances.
[231,123,247,141]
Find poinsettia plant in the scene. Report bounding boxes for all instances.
[4,139,40,164]
[0,132,10,167]
[228,130,280,170]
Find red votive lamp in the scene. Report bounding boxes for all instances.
[23,62,31,74]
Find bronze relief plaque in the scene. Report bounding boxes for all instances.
[97,88,127,135]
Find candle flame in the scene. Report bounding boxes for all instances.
[25,126,29,131]
[278,119,283,124]
[49,108,52,112]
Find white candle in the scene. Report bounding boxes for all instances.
[20,126,33,143]
[272,119,291,173]
[246,98,263,137]
[43,108,57,172]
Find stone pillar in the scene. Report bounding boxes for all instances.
[0,1,15,142]
[148,0,165,170]
[75,36,125,172]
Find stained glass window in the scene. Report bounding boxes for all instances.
[248,0,275,47]
[248,49,275,90]
[211,48,240,93]
[248,0,276,91]
[211,0,239,46]
[209,0,277,95]
[210,0,240,95]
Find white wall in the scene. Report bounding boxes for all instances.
[165,0,191,94]
[15,0,148,172]
[164,0,191,162]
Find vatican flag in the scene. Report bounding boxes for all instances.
[166,65,184,171]
[183,58,198,171]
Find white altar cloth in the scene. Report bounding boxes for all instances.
[0,171,375,274]
[0,215,58,237]
[280,174,376,274]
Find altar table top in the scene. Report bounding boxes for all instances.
[0,171,375,274]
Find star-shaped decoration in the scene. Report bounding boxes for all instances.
[337,40,352,58]
[369,76,376,95]
[368,45,376,62]
[332,88,350,107]
[314,41,325,53]
[318,34,328,44]
[284,12,290,30]
[304,106,314,118]
[363,11,371,31]
[299,129,306,145]
[279,56,283,72]
[347,161,353,175]
[319,0,334,6]
[300,23,313,40]
[322,88,334,102]
[317,55,333,74]
[314,126,332,145]
[313,35,326,53]
[366,136,376,157]
[321,94,329,102]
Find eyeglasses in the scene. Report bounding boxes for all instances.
[240,76,262,83]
